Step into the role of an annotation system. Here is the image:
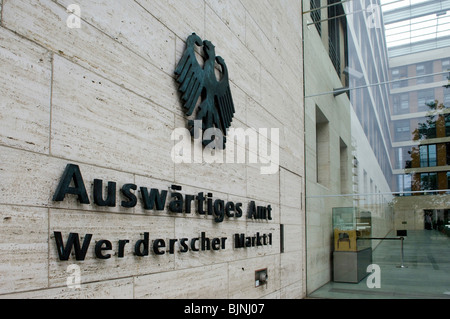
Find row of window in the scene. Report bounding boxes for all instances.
[397,172,450,195]
[391,59,450,89]
[394,114,450,142]
[395,142,450,169]
[419,144,437,168]
[392,89,450,115]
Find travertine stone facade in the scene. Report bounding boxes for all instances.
[0,0,304,298]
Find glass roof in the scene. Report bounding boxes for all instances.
[381,0,450,56]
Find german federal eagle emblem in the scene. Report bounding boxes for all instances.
[175,33,235,149]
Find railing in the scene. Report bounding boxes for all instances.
[358,236,407,268]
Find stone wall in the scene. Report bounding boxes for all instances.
[0,0,304,298]
[393,194,450,231]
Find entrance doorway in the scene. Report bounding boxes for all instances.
[424,209,450,231]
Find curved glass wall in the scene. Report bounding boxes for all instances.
[303,0,450,298]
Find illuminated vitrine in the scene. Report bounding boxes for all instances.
[332,207,373,283]
[332,207,372,252]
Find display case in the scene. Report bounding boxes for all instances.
[332,207,372,252]
[332,207,373,283]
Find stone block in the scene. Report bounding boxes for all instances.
[48,209,176,286]
[55,0,176,74]
[0,205,48,294]
[0,28,51,154]
[51,55,175,181]
[2,278,134,299]
[135,264,228,299]
[3,0,178,112]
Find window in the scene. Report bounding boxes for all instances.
[444,90,450,108]
[447,172,450,190]
[446,115,450,137]
[316,106,330,186]
[393,93,409,114]
[302,0,450,299]
[396,147,412,169]
[446,142,450,165]
[391,67,407,88]
[396,147,403,169]
[418,118,437,139]
[327,0,347,77]
[310,0,321,36]
[419,144,437,167]
[394,120,410,141]
[416,62,432,84]
[397,174,411,196]
[420,172,437,194]
[443,59,450,81]
[340,138,349,194]
[417,89,435,111]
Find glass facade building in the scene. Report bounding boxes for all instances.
[304,0,450,298]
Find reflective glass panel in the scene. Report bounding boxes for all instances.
[303,0,450,299]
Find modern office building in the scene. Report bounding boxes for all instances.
[384,0,450,231]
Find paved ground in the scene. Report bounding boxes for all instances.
[308,230,450,299]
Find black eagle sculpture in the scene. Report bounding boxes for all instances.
[175,33,235,149]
